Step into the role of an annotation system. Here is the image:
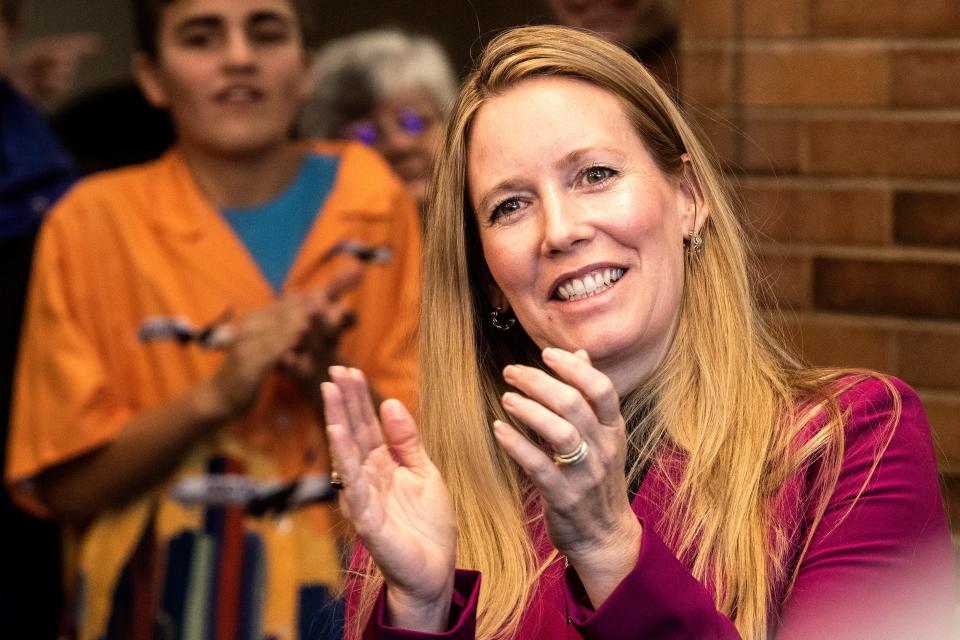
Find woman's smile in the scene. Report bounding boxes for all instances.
[552,266,627,301]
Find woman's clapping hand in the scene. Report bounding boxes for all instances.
[493,347,642,607]
[322,367,457,633]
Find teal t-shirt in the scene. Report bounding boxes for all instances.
[222,154,339,291]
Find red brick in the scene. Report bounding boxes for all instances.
[682,47,734,107]
[922,394,960,465]
[742,183,890,246]
[894,191,960,249]
[743,0,807,37]
[755,251,814,310]
[899,330,960,391]
[741,119,804,174]
[893,49,960,109]
[807,120,960,179]
[742,46,889,108]
[777,315,896,371]
[811,0,960,36]
[940,475,960,531]
[681,0,736,38]
[814,258,960,321]
[690,110,739,165]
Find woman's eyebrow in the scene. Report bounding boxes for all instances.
[477,178,526,212]
[558,146,621,170]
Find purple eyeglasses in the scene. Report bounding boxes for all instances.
[344,106,431,146]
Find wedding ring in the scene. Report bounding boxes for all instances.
[330,470,345,490]
[553,439,589,467]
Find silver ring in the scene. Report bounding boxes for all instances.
[330,470,345,490]
[553,439,589,467]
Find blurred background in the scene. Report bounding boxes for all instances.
[13,0,960,584]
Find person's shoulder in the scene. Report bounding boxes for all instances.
[824,373,931,459]
[37,154,185,255]
[301,139,417,220]
[47,154,171,222]
[302,139,406,188]
[832,373,920,427]
[794,372,928,450]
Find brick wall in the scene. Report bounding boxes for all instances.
[679,0,960,531]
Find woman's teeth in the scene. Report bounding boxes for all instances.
[556,268,625,301]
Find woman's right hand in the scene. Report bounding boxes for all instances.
[322,367,457,633]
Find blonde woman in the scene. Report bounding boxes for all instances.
[321,26,954,639]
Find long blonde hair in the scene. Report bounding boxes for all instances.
[349,25,896,640]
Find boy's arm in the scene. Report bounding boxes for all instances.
[34,375,231,522]
[10,211,324,522]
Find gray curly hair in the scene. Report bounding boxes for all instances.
[300,28,457,138]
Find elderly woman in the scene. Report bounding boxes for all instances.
[321,26,954,640]
[301,29,457,212]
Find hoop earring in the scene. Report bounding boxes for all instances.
[688,230,704,257]
[687,200,704,258]
[491,306,515,331]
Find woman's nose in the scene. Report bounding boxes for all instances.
[540,189,594,255]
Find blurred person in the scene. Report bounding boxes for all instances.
[546,0,679,92]
[6,2,420,640]
[322,26,954,639]
[0,0,75,636]
[9,31,100,106]
[5,0,173,176]
[300,29,457,213]
[0,0,76,222]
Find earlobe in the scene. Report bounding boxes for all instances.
[679,154,708,237]
[488,283,510,314]
[131,52,169,109]
[488,286,516,331]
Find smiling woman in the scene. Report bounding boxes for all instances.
[320,25,955,640]
[468,76,695,391]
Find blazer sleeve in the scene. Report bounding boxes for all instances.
[565,520,740,639]
[345,544,481,640]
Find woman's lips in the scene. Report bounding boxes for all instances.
[553,266,627,301]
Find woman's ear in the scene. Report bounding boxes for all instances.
[679,153,708,239]
[488,282,510,313]
[131,51,169,109]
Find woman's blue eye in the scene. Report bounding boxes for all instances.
[584,167,614,184]
[491,198,522,222]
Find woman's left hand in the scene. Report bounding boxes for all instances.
[494,347,642,606]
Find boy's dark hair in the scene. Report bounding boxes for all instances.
[130,0,319,58]
[1,0,24,26]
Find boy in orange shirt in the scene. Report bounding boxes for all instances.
[7,1,420,638]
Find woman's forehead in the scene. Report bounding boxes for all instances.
[467,78,636,163]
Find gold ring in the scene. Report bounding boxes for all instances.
[330,470,345,490]
[553,439,589,467]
